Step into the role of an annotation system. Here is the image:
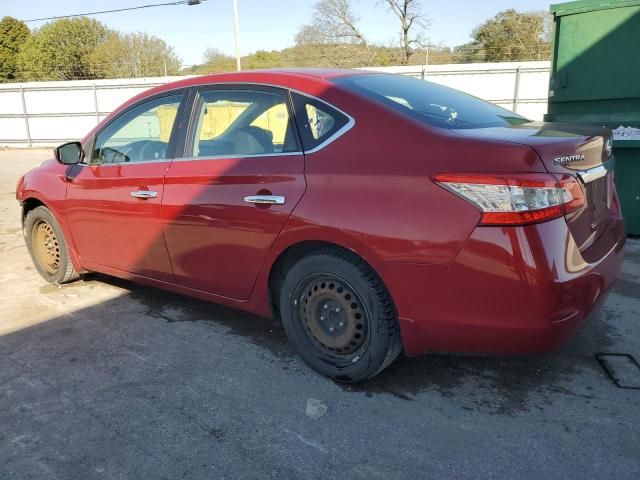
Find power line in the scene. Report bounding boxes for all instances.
[22,0,207,23]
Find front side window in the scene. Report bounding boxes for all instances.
[92,94,183,164]
[190,89,298,157]
[333,74,529,130]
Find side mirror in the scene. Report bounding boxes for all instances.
[55,142,83,165]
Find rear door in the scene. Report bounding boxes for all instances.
[66,92,187,282]
[162,85,305,299]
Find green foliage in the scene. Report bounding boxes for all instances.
[89,32,181,78]
[17,17,109,80]
[15,17,181,81]
[185,43,454,74]
[452,43,485,63]
[189,44,450,72]
[244,50,285,70]
[470,9,552,62]
[0,16,30,82]
[184,47,235,73]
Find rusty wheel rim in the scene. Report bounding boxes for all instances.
[32,220,60,275]
[296,275,368,356]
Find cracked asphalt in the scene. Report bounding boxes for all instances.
[1,149,639,479]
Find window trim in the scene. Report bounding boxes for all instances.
[82,88,191,167]
[80,82,356,166]
[181,83,303,160]
[291,91,355,154]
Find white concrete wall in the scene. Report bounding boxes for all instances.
[0,61,550,147]
[0,77,185,147]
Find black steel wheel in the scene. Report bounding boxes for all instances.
[280,248,401,383]
[296,274,369,356]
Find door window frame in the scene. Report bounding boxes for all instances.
[82,87,191,167]
[176,83,303,161]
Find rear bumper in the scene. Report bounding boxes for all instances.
[372,216,626,356]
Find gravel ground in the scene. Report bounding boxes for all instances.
[1,148,639,479]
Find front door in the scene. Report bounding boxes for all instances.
[162,86,305,299]
[65,92,186,282]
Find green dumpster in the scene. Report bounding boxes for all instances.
[545,0,640,234]
[613,140,640,234]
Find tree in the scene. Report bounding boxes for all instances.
[198,47,235,72]
[295,0,367,47]
[470,9,552,62]
[0,17,30,82]
[89,32,181,78]
[244,50,286,69]
[452,42,485,63]
[17,18,109,80]
[380,0,428,64]
[294,0,373,67]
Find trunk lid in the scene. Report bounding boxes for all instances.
[453,123,616,254]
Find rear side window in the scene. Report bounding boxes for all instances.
[292,93,350,151]
[333,74,529,130]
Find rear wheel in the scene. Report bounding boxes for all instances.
[279,249,401,383]
[24,206,79,284]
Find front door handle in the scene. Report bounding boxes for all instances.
[130,190,157,199]
[243,195,286,205]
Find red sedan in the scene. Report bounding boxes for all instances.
[16,69,625,383]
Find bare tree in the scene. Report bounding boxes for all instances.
[295,0,368,48]
[380,0,428,64]
[202,47,233,65]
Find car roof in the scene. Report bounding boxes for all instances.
[245,68,369,79]
[142,68,372,97]
[83,69,377,142]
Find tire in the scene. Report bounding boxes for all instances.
[279,248,402,383]
[24,206,80,284]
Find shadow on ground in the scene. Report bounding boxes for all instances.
[17,270,626,416]
[2,254,639,479]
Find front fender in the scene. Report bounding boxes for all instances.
[19,161,83,273]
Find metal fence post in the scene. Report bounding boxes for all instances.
[19,85,32,147]
[421,47,429,80]
[512,67,521,113]
[93,83,100,123]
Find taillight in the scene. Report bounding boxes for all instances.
[432,173,585,226]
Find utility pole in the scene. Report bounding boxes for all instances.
[232,0,241,71]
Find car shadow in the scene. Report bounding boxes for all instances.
[5,272,622,417]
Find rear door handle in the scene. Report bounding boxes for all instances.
[130,190,157,199]
[243,195,285,205]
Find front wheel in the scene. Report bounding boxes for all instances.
[279,249,401,383]
[24,206,80,284]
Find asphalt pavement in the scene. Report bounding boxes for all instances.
[1,148,639,479]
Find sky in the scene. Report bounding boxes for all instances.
[3,0,551,66]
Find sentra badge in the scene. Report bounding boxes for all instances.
[553,154,585,165]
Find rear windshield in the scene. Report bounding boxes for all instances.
[333,74,529,130]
